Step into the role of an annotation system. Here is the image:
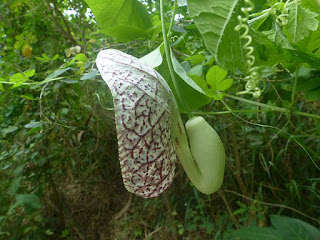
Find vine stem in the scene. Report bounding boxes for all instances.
[0,77,64,86]
[223,189,320,225]
[167,0,177,38]
[224,93,287,112]
[193,109,276,115]
[224,93,320,120]
[290,66,300,108]
[160,0,193,119]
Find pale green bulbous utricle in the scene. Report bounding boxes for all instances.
[173,116,225,195]
[186,117,225,194]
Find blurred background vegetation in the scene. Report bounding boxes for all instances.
[0,0,319,239]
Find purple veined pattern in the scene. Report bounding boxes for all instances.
[96,49,179,198]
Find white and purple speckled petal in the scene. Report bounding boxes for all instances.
[96,49,178,198]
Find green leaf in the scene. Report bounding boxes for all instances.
[58,108,69,116]
[296,77,320,91]
[262,21,293,49]
[42,53,51,61]
[270,215,320,240]
[206,65,234,93]
[305,87,320,101]
[284,4,319,43]
[233,208,247,215]
[13,164,25,176]
[170,52,206,94]
[140,43,164,69]
[45,229,54,235]
[299,29,320,56]
[189,65,233,100]
[188,65,203,76]
[19,94,34,100]
[188,0,251,72]
[7,176,22,195]
[0,216,6,225]
[189,75,209,93]
[35,57,45,61]
[36,54,59,62]
[249,11,271,30]
[206,65,227,91]
[226,226,284,240]
[25,127,42,136]
[0,83,4,91]
[75,53,88,63]
[81,69,99,80]
[1,126,18,137]
[284,47,320,70]
[10,73,28,83]
[9,194,42,213]
[184,54,206,65]
[24,121,43,135]
[85,0,153,41]
[45,67,71,80]
[23,69,35,78]
[51,54,59,61]
[219,78,234,91]
[158,57,210,111]
[25,121,42,129]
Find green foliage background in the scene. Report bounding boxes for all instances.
[0,0,319,239]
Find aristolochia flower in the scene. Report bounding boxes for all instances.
[96,49,225,198]
[96,49,179,198]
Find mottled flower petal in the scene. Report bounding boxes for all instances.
[96,49,177,198]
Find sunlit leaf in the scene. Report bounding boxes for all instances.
[25,121,42,129]
[188,0,251,72]
[270,215,320,240]
[9,194,42,213]
[262,22,293,49]
[158,54,210,111]
[7,177,22,195]
[81,69,99,80]
[285,4,319,43]
[140,43,164,69]
[85,0,153,41]
[45,67,71,80]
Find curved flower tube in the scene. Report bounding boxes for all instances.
[96,49,225,198]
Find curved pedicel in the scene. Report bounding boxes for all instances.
[96,49,225,198]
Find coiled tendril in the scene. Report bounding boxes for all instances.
[235,0,263,98]
[275,0,300,26]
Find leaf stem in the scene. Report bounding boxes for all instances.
[193,109,275,115]
[0,77,65,86]
[224,93,320,120]
[167,0,177,38]
[292,111,320,120]
[290,66,300,108]
[160,0,193,119]
[224,93,288,112]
